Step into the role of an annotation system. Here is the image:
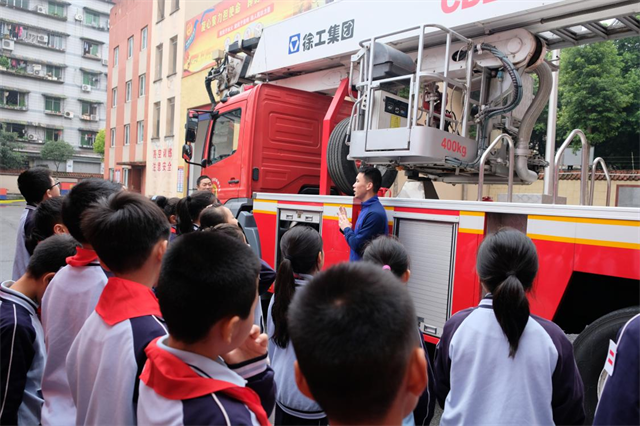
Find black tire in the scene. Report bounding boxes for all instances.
[573,306,640,424]
[327,118,397,195]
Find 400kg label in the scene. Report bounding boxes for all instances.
[441,137,467,157]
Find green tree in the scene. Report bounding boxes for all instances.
[93,129,105,158]
[0,129,26,170]
[556,42,631,151]
[41,140,74,172]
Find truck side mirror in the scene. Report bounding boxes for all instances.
[185,114,198,143]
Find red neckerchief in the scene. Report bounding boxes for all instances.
[66,247,98,267]
[140,338,270,426]
[95,277,162,326]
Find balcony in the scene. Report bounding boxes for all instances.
[0,1,68,22]
[0,19,68,51]
[0,55,65,83]
[0,86,28,111]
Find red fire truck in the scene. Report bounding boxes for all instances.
[183,0,640,420]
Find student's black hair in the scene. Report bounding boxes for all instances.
[476,228,538,358]
[26,196,65,255]
[81,191,170,274]
[363,235,410,279]
[272,225,322,349]
[199,205,228,230]
[27,234,80,279]
[358,166,382,193]
[175,191,219,235]
[288,262,417,424]
[204,223,246,242]
[156,231,261,344]
[61,178,122,244]
[196,175,212,186]
[164,197,180,223]
[17,167,54,204]
[151,195,168,209]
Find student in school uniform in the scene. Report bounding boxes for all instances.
[267,225,328,425]
[289,262,428,426]
[175,191,219,235]
[66,192,170,425]
[13,167,61,280]
[434,229,585,425]
[40,179,122,426]
[363,235,436,426]
[26,196,68,255]
[138,231,275,425]
[0,235,79,425]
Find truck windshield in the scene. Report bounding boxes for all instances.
[208,109,241,164]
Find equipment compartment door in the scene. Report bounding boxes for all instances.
[397,219,456,338]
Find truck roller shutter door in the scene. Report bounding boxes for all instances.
[397,219,455,338]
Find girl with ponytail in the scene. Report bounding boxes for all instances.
[434,228,585,425]
[267,225,327,425]
[175,191,218,235]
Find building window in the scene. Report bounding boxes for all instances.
[166,97,175,136]
[141,27,147,50]
[157,0,165,21]
[48,2,65,17]
[81,102,98,120]
[110,127,115,147]
[155,44,163,80]
[83,72,99,88]
[124,124,130,146]
[1,0,30,8]
[0,90,27,109]
[113,46,119,66]
[83,40,101,58]
[109,168,114,181]
[45,128,62,141]
[123,168,129,187]
[112,87,117,107]
[0,122,27,139]
[152,102,160,138]
[45,65,62,80]
[138,74,146,97]
[171,0,179,12]
[125,80,132,102]
[137,120,144,144]
[80,131,96,148]
[84,10,100,27]
[127,36,133,59]
[169,35,177,75]
[44,96,62,114]
[48,35,64,50]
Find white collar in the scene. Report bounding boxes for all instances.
[0,280,38,314]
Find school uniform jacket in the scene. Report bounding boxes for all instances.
[0,281,46,425]
[12,204,36,281]
[434,295,585,426]
[593,314,640,426]
[40,248,109,426]
[138,336,276,426]
[66,277,168,426]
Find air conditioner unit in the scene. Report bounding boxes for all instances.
[101,59,108,66]
[90,114,98,121]
[34,69,41,76]
[64,111,74,118]
[33,64,42,71]
[28,134,36,140]
[75,13,84,21]
[36,5,46,13]
[81,84,92,92]
[2,40,14,51]
[37,34,49,43]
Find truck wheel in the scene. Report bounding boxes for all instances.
[327,118,397,195]
[572,306,640,424]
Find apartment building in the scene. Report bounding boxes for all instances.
[104,0,152,192]
[0,0,113,173]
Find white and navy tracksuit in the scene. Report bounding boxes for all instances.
[594,313,640,426]
[66,277,167,425]
[12,204,36,281]
[0,281,46,425]
[267,274,327,422]
[40,248,109,426]
[138,335,276,425]
[434,295,585,425]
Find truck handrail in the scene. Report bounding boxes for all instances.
[553,129,590,205]
[589,157,612,207]
[477,134,514,202]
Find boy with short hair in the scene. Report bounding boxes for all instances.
[137,231,275,425]
[39,179,122,426]
[13,167,61,280]
[1,235,79,425]
[66,191,170,425]
[289,262,427,426]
